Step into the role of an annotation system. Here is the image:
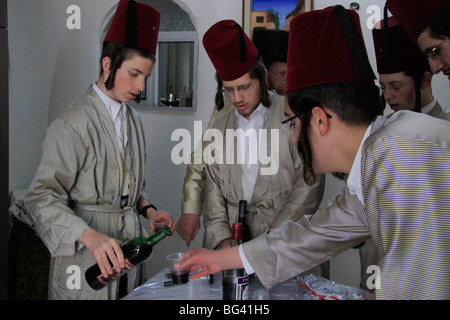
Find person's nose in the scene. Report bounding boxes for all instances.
[383,89,395,101]
[232,89,244,102]
[136,78,146,92]
[428,57,445,74]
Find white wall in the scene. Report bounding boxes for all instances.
[9,0,115,190]
[8,0,450,289]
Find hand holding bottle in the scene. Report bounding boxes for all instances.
[86,226,173,290]
[216,238,232,249]
[78,228,125,279]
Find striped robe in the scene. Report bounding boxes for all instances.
[242,110,450,299]
[359,100,450,288]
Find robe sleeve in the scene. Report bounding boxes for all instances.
[202,157,231,249]
[242,185,370,290]
[182,101,234,215]
[25,118,89,257]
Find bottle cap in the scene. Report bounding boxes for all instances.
[232,223,242,241]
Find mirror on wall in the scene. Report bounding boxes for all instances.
[142,31,198,110]
[137,0,198,111]
[158,41,194,108]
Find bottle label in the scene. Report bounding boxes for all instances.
[96,258,135,286]
[236,275,249,300]
[223,274,249,300]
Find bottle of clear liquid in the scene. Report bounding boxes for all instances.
[86,226,172,290]
[222,223,249,300]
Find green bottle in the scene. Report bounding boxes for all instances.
[86,226,172,290]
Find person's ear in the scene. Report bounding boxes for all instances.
[421,71,432,89]
[101,56,112,77]
[311,106,329,135]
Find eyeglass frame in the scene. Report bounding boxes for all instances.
[424,37,449,60]
[268,68,287,79]
[376,79,414,94]
[221,80,257,97]
[281,110,332,125]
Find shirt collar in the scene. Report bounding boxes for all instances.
[92,82,125,121]
[234,103,267,123]
[421,97,437,115]
[347,124,373,205]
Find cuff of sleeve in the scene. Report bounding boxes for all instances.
[76,226,90,251]
[182,201,203,215]
[43,218,89,257]
[239,244,255,275]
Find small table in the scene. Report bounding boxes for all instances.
[122,268,300,300]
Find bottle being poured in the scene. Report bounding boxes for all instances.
[85,226,172,290]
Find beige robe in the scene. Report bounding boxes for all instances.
[202,93,327,277]
[181,97,235,215]
[25,86,149,299]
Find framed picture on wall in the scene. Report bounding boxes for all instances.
[242,0,314,36]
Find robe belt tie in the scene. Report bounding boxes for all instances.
[73,204,140,243]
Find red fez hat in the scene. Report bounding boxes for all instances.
[203,20,259,81]
[372,17,428,74]
[286,6,374,93]
[386,0,446,43]
[104,0,160,55]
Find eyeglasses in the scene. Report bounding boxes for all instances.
[269,68,287,79]
[281,111,332,124]
[281,114,300,124]
[377,80,413,93]
[424,38,448,59]
[222,81,257,96]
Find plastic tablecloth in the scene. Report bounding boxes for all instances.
[122,268,301,300]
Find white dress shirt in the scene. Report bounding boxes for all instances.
[346,124,372,206]
[92,82,128,148]
[235,104,267,202]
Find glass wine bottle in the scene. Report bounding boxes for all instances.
[238,199,250,242]
[86,226,172,290]
[222,223,249,300]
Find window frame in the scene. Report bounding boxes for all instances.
[132,31,199,113]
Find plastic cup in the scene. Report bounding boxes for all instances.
[150,210,169,233]
[167,252,190,285]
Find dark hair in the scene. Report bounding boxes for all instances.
[404,61,431,112]
[100,42,156,103]
[287,81,383,185]
[426,0,450,39]
[215,58,271,110]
